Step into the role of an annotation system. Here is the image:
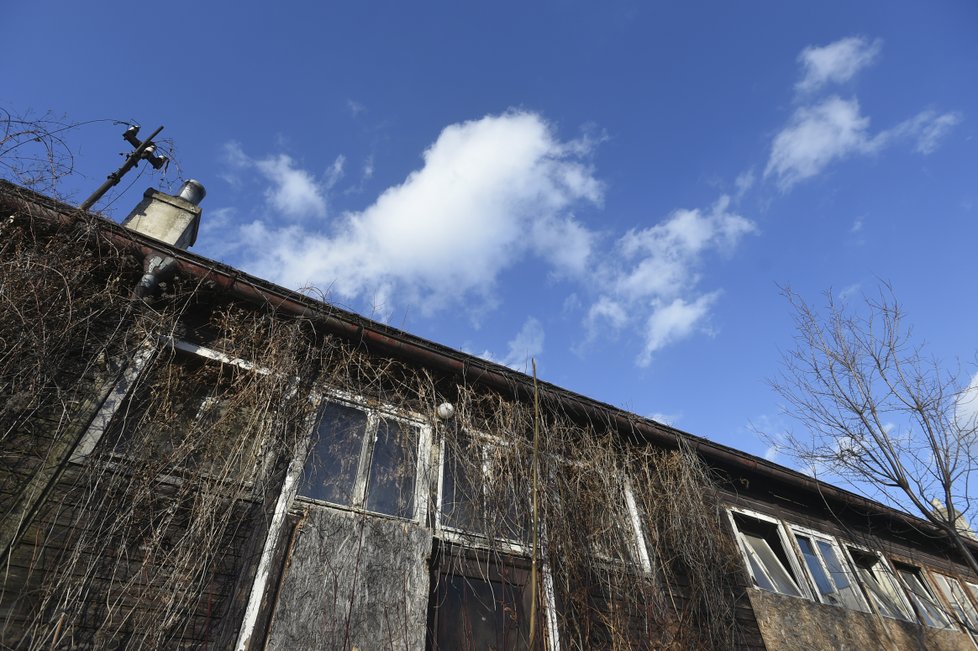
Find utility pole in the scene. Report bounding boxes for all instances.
[79,124,167,211]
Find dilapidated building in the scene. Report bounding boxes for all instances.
[2,178,978,650]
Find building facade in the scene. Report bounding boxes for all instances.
[1,179,977,650]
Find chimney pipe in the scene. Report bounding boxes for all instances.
[178,179,206,206]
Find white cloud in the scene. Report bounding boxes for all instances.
[348,99,366,117]
[235,111,602,316]
[586,195,755,366]
[765,96,876,190]
[896,110,962,155]
[766,37,961,191]
[225,143,328,219]
[254,154,328,219]
[957,372,978,433]
[226,112,753,366]
[765,98,962,190]
[325,155,346,190]
[734,168,755,201]
[796,36,882,94]
[650,412,681,426]
[638,294,717,366]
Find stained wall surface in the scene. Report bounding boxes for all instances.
[748,588,976,651]
[264,506,432,650]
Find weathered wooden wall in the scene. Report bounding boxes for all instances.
[263,506,432,651]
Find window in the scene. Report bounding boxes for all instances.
[729,510,807,598]
[438,428,530,545]
[932,573,978,632]
[297,398,427,520]
[895,564,954,628]
[96,346,269,482]
[790,529,866,611]
[428,546,547,650]
[846,547,914,621]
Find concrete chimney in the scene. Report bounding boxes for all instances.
[122,180,205,250]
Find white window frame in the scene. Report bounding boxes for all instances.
[296,388,432,524]
[727,507,811,600]
[788,525,868,612]
[70,341,157,463]
[932,572,978,633]
[433,428,560,649]
[843,544,916,622]
[73,338,287,491]
[435,428,533,554]
[895,563,956,629]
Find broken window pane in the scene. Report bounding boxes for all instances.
[795,534,864,610]
[897,565,953,628]
[848,548,912,621]
[298,402,368,506]
[364,417,417,518]
[731,513,803,597]
[933,574,978,631]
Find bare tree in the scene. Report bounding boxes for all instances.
[0,107,180,206]
[770,285,978,575]
[0,108,78,196]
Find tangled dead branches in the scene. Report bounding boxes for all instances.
[0,202,746,650]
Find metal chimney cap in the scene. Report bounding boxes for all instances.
[178,179,206,205]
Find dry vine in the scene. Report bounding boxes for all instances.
[0,193,747,650]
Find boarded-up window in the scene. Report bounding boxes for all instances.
[428,547,544,651]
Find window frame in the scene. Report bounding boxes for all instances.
[788,525,869,612]
[72,338,281,488]
[932,572,978,633]
[435,427,534,554]
[843,544,916,622]
[727,507,812,600]
[296,388,433,524]
[894,562,956,629]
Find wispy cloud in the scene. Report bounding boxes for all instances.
[585,195,756,366]
[766,97,960,191]
[347,99,366,117]
[766,37,961,191]
[225,143,328,219]
[766,96,877,189]
[894,109,963,155]
[796,36,881,94]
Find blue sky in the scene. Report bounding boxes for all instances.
[3,1,977,466]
